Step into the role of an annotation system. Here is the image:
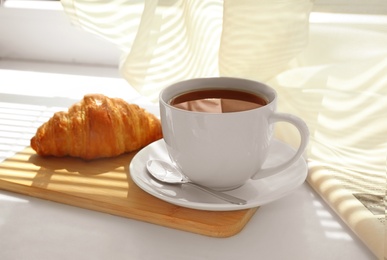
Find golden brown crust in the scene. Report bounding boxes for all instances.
[30,94,162,160]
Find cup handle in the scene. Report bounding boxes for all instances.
[251,113,309,180]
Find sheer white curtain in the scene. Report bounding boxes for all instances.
[61,0,312,101]
[61,0,386,190]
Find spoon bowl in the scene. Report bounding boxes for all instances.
[146,159,246,205]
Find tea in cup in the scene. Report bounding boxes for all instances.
[159,77,309,190]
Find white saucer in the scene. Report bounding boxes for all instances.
[129,139,307,211]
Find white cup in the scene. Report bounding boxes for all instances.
[159,77,309,191]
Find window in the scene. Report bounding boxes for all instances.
[0,0,386,66]
[0,0,121,66]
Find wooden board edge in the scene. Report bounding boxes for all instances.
[0,179,258,238]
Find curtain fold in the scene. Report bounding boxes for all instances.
[219,0,311,81]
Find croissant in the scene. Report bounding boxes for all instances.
[31,94,162,160]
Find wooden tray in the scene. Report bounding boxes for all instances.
[0,147,258,237]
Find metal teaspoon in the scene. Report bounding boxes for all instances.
[146,159,247,205]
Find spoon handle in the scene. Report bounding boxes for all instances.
[187,183,247,205]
